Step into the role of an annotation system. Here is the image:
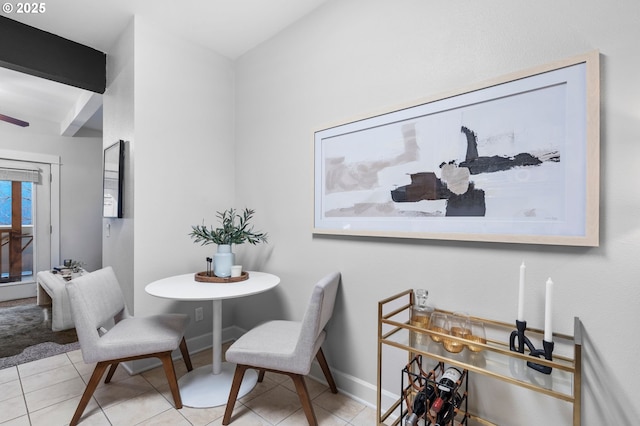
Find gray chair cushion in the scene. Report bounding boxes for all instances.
[86,314,189,362]
[226,320,326,375]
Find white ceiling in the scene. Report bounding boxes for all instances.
[0,0,329,135]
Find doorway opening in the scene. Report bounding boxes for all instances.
[0,154,59,301]
[0,179,35,283]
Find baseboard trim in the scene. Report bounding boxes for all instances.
[307,358,398,413]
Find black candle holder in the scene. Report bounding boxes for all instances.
[509,320,554,375]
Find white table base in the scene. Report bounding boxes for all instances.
[178,298,257,407]
[178,363,258,408]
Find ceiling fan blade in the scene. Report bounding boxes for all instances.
[0,113,29,127]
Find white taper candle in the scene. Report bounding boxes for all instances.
[517,262,525,321]
[544,278,554,342]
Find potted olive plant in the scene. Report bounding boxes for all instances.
[189,208,268,277]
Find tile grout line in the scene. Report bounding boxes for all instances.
[15,364,33,426]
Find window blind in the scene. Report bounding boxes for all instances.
[0,166,40,183]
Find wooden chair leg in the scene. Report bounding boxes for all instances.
[179,337,193,371]
[70,361,110,426]
[291,374,317,426]
[104,362,119,383]
[159,352,182,409]
[223,364,249,425]
[316,348,338,393]
[257,369,265,382]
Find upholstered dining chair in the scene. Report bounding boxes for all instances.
[66,266,193,426]
[222,271,341,426]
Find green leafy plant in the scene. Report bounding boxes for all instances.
[189,208,268,246]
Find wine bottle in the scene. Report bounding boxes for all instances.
[429,367,462,415]
[434,391,463,425]
[404,383,436,426]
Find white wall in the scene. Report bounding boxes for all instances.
[234,0,640,423]
[128,17,236,336]
[103,15,235,329]
[103,18,135,308]
[0,122,102,273]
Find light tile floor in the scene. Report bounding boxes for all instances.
[0,345,379,425]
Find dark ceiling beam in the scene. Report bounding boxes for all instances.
[0,16,106,93]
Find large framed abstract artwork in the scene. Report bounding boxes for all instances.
[313,51,599,246]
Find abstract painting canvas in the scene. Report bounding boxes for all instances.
[314,51,599,246]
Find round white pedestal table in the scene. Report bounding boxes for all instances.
[145,271,280,408]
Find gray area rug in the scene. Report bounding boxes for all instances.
[0,303,79,369]
[0,341,80,369]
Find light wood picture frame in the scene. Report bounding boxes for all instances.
[314,51,599,246]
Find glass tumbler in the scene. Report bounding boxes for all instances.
[444,313,471,353]
[467,320,487,352]
[429,312,448,343]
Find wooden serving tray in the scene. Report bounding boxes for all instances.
[194,271,249,283]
